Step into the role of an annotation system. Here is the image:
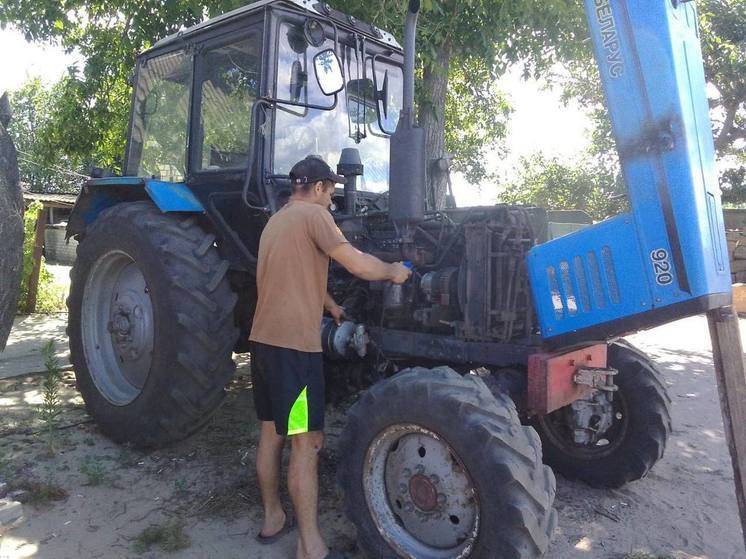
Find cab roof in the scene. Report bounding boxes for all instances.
[149,0,401,54]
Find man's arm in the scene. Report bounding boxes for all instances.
[328,244,411,284]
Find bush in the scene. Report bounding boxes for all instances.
[17,201,66,314]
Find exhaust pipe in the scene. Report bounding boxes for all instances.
[388,0,425,245]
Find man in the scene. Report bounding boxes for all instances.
[249,155,411,559]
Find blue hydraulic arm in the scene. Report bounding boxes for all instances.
[528,0,731,346]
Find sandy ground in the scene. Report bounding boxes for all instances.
[0,314,743,559]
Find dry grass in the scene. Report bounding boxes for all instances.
[132,519,190,553]
[622,552,675,559]
[14,479,68,506]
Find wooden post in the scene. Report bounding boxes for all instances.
[25,206,47,313]
[707,305,746,551]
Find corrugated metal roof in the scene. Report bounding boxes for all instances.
[23,192,77,207]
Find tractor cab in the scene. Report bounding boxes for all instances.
[118,0,403,267]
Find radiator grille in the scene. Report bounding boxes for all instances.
[545,246,619,320]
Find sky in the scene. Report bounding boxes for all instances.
[456,66,591,206]
[0,28,83,92]
[0,26,592,206]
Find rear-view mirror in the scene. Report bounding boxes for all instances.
[313,49,344,96]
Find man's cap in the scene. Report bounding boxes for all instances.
[289,155,345,185]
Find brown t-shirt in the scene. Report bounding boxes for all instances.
[249,200,349,352]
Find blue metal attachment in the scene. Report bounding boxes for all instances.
[529,0,731,345]
[144,180,205,213]
[71,177,205,231]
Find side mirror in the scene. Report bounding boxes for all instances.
[346,78,377,125]
[372,58,401,134]
[313,49,344,96]
[290,60,307,103]
[376,70,389,120]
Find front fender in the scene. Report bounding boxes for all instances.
[66,177,205,238]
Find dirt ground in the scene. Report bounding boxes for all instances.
[0,315,743,559]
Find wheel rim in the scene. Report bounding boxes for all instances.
[538,391,629,459]
[81,250,155,406]
[364,424,479,558]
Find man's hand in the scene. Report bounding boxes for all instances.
[324,292,346,324]
[328,303,346,325]
[388,262,412,284]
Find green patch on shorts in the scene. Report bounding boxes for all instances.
[287,386,309,435]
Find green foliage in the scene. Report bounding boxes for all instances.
[18,201,65,314]
[38,339,64,454]
[79,455,110,486]
[500,154,626,221]
[560,1,746,203]
[334,0,588,195]
[132,519,191,553]
[444,59,511,184]
[699,0,746,156]
[8,79,88,193]
[0,0,246,179]
[1,0,589,205]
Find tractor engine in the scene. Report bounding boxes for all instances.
[326,203,545,352]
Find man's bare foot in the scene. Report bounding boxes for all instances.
[260,509,287,538]
[296,541,329,559]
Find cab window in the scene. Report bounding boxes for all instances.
[195,34,261,171]
[127,50,192,181]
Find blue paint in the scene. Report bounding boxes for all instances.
[72,177,205,229]
[144,181,205,213]
[529,0,731,341]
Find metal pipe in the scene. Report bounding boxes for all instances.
[401,0,420,126]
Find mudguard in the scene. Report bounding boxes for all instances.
[66,177,205,238]
[528,0,731,346]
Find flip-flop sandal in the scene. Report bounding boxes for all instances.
[255,512,295,544]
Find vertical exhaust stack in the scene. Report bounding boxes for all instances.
[388,0,426,250]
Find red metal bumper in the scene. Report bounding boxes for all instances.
[527,344,608,416]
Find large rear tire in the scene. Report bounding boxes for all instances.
[68,201,238,447]
[338,367,557,559]
[533,340,672,488]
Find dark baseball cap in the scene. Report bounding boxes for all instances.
[289,155,345,185]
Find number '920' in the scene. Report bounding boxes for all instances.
[651,249,673,286]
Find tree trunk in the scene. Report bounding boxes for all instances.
[419,41,452,211]
[0,93,24,350]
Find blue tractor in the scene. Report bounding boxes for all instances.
[65,1,730,557]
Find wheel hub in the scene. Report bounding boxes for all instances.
[408,473,438,512]
[364,424,479,557]
[108,298,148,362]
[82,251,155,406]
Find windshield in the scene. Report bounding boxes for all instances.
[273,21,403,193]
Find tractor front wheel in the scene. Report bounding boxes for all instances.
[68,201,238,447]
[338,367,557,559]
[533,340,672,488]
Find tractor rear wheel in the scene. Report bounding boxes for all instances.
[68,201,238,447]
[338,367,557,559]
[533,340,672,488]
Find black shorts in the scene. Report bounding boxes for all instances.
[249,341,325,436]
